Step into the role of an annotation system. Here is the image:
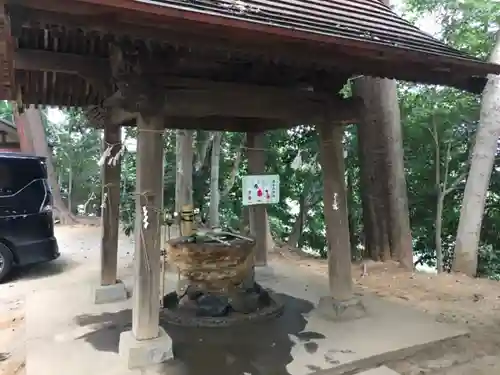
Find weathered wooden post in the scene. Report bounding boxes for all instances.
[316,123,365,320]
[246,131,269,266]
[118,114,172,368]
[94,123,127,304]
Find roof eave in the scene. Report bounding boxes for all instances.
[35,0,500,93]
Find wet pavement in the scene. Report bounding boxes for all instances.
[164,293,317,375]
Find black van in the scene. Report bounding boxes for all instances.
[0,152,59,282]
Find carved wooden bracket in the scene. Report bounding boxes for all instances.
[109,44,168,118]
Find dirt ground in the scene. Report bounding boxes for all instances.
[276,247,500,375]
[1,225,500,375]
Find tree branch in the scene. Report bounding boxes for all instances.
[442,141,452,193]
[443,170,468,196]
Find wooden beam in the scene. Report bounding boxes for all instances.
[13,48,344,99]
[100,124,121,286]
[13,48,360,122]
[247,132,269,267]
[14,48,343,99]
[110,90,358,124]
[318,123,353,301]
[132,114,164,340]
[105,84,360,124]
[85,107,290,132]
[160,117,289,132]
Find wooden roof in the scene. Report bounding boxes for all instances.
[134,0,483,63]
[1,0,499,111]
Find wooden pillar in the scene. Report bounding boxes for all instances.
[247,131,268,266]
[318,123,353,301]
[132,115,164,340]
[100,124,122,286]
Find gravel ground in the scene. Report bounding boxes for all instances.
[0,224,134,375]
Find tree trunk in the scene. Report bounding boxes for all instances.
[376,78,413,270]
[377,0,412,271]
[195,131,213,173]
[68,166,73,214]
[209,131,222,227]
[265,209,275,252]
[346,169,358,259]
[23,106,77,224]
[356,125,379,260]
[14,108,35,154]
[436,193,444,273]
[453,33,500,277]
[433,120,444,273]
[353,79,391,261]
[374,150,392,262]
[353,78,412,267]
[287,194,306,249]
[223,134,246,197]
[353,0,412,268]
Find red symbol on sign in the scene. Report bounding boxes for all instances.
[257,188,263,197]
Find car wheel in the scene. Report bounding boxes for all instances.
[0,242,13,282]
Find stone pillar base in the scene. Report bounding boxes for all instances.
[119,327,173,369]
[93,281,128,304]
[316,296,367,322]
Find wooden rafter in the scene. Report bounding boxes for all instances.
[15,49,109,77]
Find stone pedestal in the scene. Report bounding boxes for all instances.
[162,233,283,326]
[316,296,367,321]
[119,327,173,369]
[93,280,127,304]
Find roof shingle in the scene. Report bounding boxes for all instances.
[130,0,500,92]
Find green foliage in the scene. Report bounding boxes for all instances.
[45,108,102,215]
[0,101,13,122]
[401,0,500,275]
[404,0,499,58]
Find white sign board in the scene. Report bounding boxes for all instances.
[242,174,280,206]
